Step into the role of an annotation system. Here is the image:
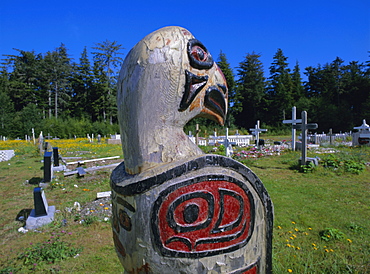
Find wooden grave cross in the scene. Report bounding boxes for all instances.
[293,111,318,165]
[283,106,302,151]
[327,128,335,145]
[250,120,267,149]
[195,123,200,146]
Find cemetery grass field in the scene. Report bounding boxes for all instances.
[0,138,369,273]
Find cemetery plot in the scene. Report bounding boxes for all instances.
[0,138,369,273]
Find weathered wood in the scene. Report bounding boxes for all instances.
[66,156,120,165]
[111,26,273,274]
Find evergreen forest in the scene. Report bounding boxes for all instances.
[1,42,369,139]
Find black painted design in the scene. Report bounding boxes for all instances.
[183,204,200,224]
[187,39,214,70]
[204,86,226,121]
[179,70,208,111]
[166,192,214,233]
[211,189,244,234]
[117,196,136,212]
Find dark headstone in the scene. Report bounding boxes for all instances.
[33,187,48,217]
[26,187,55,230]
[43,151,53,182]
[53,147,59,167]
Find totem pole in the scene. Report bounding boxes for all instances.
[111,26,273,273]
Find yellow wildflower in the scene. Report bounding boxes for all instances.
[308,227,312,230]
[292,234,297,238]
[286,244,291,247]
[347,239,352,243]
[104,207,109,210]
[291,221,296,224]
[288,231,293,234]
[294,228,299,232]
[296,247,301,250]
[288,269,293,273]
[277,226,282,229]
[325,249,329,252]
[330,249,334,252]
[290,237,294,240]
[312,243,316,247]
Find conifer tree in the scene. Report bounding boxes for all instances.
[234,52,266,130]
[266,48,294,125]
[71,47,93,119]
[216,51,235,127]
[92,40,124,124]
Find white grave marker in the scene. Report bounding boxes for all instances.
[293,111,318,165]
[249,120,267,149]
[283,106,302,151]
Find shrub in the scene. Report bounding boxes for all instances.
[18,231,82,268]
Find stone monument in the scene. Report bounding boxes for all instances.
[111,26,273,273]
[352,119,370,146]
[25,187,55,230]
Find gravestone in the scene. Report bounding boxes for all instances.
[43,151,53,182]
[53,147,60,167]
[25,187,55,230]
[283,106,302,151]
[249,120,267,149]
[111,26,273,273]
[293,111,318,165]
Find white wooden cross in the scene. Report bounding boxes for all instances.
[293,111,318,165]
[327,128,335,145]
[225,128,233,157]
[283,106,302,151]
[250,120,267,149]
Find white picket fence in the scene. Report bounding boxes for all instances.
[189,135,252,146]
[306,133,350,144]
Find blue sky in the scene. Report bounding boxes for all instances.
[1,0,369,78]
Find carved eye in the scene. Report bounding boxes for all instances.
[191,46,208,62]
[187,39,214,70]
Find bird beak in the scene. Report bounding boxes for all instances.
[179,65,228,126]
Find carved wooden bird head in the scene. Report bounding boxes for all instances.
[117,26,228,174]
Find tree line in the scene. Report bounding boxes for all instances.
[216,50,370,134]
[1,43,369,139]
[0,41,123,138]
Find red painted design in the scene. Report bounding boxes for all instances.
[157,180,252,254]
[243,265,257,274]
[113,231,126,257]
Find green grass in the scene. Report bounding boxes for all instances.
[0,139,369,273]
[239,145,370,273]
